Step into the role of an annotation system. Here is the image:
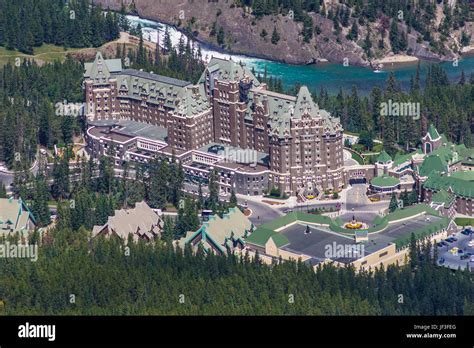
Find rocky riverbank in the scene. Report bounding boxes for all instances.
[92,0,470,67]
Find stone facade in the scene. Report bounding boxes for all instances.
[84,53,345,196]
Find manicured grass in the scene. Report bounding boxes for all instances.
[351,151,364,165]
[454,217,474,227]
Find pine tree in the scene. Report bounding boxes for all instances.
[347,21,359,41]
[217,27,225,46]
[408,189,418,205]
[389,192,398,213]
[31,174,50,227]
[400,189,409,207]
[229,188,238,208]
[389,20,399,54]
[207,169,220,213]
[271,26,280,45]
[0,181,6,198]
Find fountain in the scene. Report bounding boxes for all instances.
[344,215,364,230]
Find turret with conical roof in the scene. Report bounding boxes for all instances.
[375,150,393,176]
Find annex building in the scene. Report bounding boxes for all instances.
[0,198,36,236]
[92,201,163,243]
[244,205,457,270]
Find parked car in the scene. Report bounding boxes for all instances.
[441,241,448,246]
[445,238,455,243]
[460,254,469,260]
[451,237,458,242]
[437,242,445,248]
[461,229,472,236]
[283,209,293,214]
[468,241,474,247]
[457,249,464,254]
[471,256,474,263]
[449,247,459,255]
[438,258,445,265]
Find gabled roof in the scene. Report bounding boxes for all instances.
[92,201,163,242]
[293,86,318,119]
[84,53,211,118]
[377,150,392,163]
[200,57,260,86]
[431,189,455,207]
[450,170,474,181]
[424,173,474,199]
[269,233,290,248]
[418,154,448,177]
[84,52,121,81]
[121,69,191,87]
[182,207,253,252]
[0,198,36,233]
[427,124,440,140]
[393,149,422,167]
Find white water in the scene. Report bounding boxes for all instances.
[126,15,265,65]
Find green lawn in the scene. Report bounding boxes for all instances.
[351,151,364,165]
[454,217,474,227]
[0,44,81,66]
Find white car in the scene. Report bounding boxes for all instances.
[468,241,474,247]
[471,256,474,263]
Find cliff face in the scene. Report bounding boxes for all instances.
[93,0,469,66]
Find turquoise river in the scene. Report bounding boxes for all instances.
[129,15,474,95]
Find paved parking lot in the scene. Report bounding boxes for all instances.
[437,230,474,271]
[281,223,360,263]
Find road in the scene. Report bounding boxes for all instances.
[345,183,388,213]
[0,156,40,188]
[239,197,283,226]
[183,181,282,226]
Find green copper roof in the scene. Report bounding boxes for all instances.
[245,227,281,247]
[428,141,472,165]
[431,189,455,206]
[461,157,474,166]
[424,173,474,199]
[270,233,290,248]
[450,171,474,181]
[377,150,392,163]
[394,217,451,250]
[418,155,448,177]
[393,149,422,166]
[428,124,440,139]
[370,175,400,188]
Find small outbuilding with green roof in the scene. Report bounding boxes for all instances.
[370,175,400,193]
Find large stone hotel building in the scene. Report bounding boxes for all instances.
[84,52,344,197]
